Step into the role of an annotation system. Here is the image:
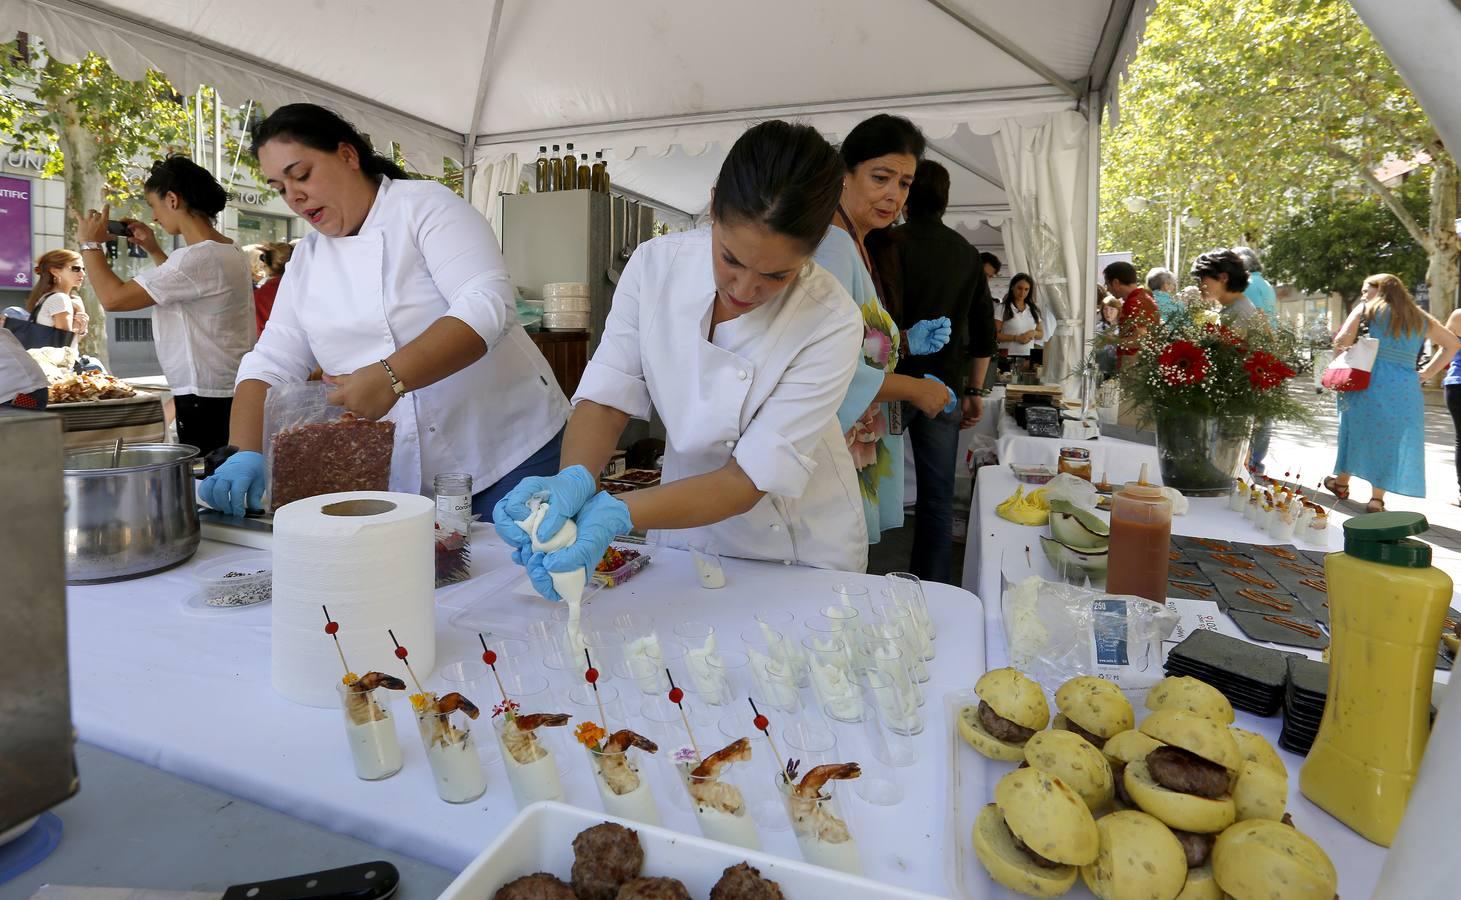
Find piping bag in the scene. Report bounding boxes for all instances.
[517,498,588,657]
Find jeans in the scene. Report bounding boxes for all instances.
[906,406,961,584]
[1446,385,1461,495]
[470,427,565,519]
[1248,419,1272,473]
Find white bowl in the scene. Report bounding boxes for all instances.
[438,801,943,900]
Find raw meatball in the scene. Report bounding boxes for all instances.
[1146,746,1231,798]
[978,700,1036,743]
[492,873,576,900]
[616,876,691,900]
[572,822,644,900]
[709,862,785,900]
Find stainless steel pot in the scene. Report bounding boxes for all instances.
[63,443,201,584]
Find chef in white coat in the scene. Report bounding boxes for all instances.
[494,120,867,597]
[200,104,568,517]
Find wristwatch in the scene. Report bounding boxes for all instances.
[964,386,991,397]
[380,359,406,396]
[79,241,106,252]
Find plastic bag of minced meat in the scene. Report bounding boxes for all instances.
[262,381,394,512]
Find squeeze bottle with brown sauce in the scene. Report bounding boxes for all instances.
[1300,511,1453,846]
[1104,475,1171,603]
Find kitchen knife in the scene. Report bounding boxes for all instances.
[32,861,399,900]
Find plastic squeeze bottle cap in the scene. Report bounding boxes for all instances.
[1342,510,1432,568]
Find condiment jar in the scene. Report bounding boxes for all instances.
[1057,447,1093,482]
[1105,481,1172,604]
[1300,512,1454,845]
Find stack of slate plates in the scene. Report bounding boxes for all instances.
[1162,629,1289,717]
[1280,656,1329,754]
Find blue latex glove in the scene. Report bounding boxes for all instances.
[492,464,598,556]
[525,491,634,601]
[923,374,957,414]
[522,551,560,601]
[199,450,265,517]
[906,317,952,356]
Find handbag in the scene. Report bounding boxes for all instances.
[2,300,74,351]
[1321,336,1379,391]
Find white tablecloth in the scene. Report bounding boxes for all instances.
[994,411,1160,479]
[67,533,982,896]
[960,464,1394,898]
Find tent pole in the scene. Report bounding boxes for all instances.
[1084,96,1101,383]
[919,0,1083,100]
[214,88,223,181]
[462,0,506,206]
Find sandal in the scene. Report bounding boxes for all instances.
[1365,498,1386,513]
[1322,476,1350,501]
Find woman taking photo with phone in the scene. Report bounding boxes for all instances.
[77,156,253,456]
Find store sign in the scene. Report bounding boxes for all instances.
[0,175,33,289]
[231,188,274,206]
[0,146,46,172]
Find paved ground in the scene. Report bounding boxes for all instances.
[870,383,1461,588]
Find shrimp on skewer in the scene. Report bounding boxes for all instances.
[502,711,571,765]
[789,763,861,843]
[412,691,481,748]
[596,729,658,795]
[687,737,752,815]
[342,672,406,725]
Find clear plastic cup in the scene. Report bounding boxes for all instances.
[678,738,763,849]
[568,682,628,732]
[862,620,927,706]
[831,582,871,613]
[690,543,727,589]
[335,679,404,781]
[717,712,789,832]
[858,640,923,734]
[415,697,487,803]
[741,626,803,714]
[802,634,863,724]
[886,572,936,647]
[872,603,930,682]
[779,769,863,875]
[751,612,811,687]
[584,738,662,826]
[437,660,501,764]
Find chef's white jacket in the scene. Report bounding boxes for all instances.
[236,177,570,496]
[575,228,868,572]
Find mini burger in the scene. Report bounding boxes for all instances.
[1230,759,1287,822]
[1054,676,1135,748]
[959,667,1049,762]
[1022,729,1115,814]
[1122,710,1240,834]
[1211,819,1337,900]
[973,767,1099,897]
[1145,676,1235,724]
[1229,727,1286,777]
[1100,729,1163,809]
[1079,810,1188,900]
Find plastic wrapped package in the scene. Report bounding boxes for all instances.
[1042,473,1100,511]
[1001,575,1178,694]
[263,382,395,511]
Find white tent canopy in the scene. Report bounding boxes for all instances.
[2,0,1154,384]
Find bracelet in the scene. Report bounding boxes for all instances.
[79,242,106,252]
[380,358,406,396]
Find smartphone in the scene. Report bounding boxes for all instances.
[106,220,130,237]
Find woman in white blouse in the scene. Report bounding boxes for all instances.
[24,249,88,348]
[78,157,253,455]
[494,120,867,597]
[200,104,569,517]
[995,273,1043,371]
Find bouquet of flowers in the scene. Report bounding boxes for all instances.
[1104,308,1310,426]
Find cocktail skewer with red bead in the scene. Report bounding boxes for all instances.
[321,605,351,678]
[387,628,426,696]
[478,633,508,704]
[748,697,786,778]
[585,648,609,728]
[666,669,699,760]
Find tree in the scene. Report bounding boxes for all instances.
[0,38,192,361]
[1101,0,1459,317]
[1266,177,1428,304]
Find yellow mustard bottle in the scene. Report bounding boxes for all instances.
[1299,511,1453,846]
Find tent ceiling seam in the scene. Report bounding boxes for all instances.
[473,84,1073,147]
[916,0,1082,100]
[926,144,1005,191]
[36,0,465,145]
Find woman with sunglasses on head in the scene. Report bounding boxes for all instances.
[199,103,568,518]
[814,114,955,544]
[494,119,867,595]
[77,156,253,456]
[24,249,88,349]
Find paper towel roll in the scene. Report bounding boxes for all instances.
[271,491,436,707]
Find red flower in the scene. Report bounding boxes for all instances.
[1243,351,1296,390]
[1158,340,1209,385]
[1203,323,1248,351]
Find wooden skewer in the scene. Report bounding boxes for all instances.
[1262,615,1323,639]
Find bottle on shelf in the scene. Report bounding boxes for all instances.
[561,142,578,190]
[549,144,563,192]
[1104,465,1171,603]
[591,151,609,194]
[534,146,549,193]
[1300,511,1454,846]
[577,154,591,192]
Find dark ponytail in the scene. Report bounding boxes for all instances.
[710,120,844,252]
[143,155,229,220]
[1002,273,1040,325]
[250,103,411,183]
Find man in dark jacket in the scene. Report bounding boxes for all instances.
[892,160,997,583]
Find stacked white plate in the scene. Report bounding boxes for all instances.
[542,282,591,330]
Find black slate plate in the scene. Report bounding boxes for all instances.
[1227,609,1329,650]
